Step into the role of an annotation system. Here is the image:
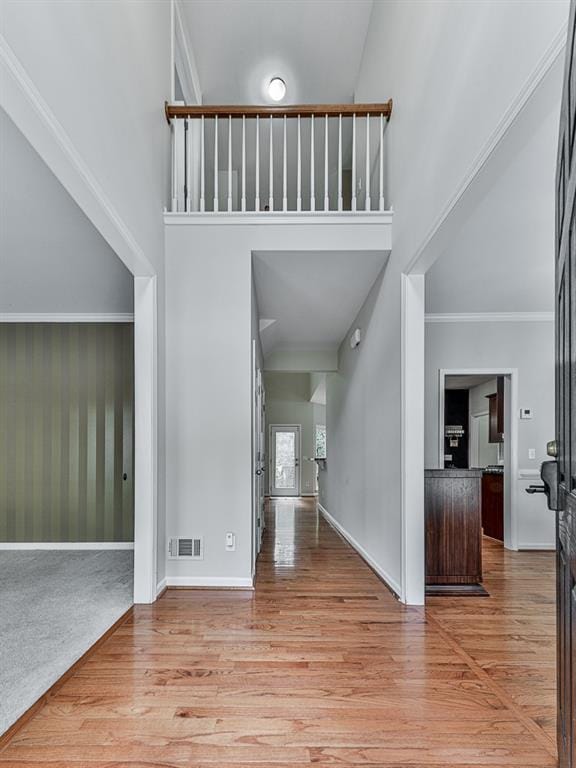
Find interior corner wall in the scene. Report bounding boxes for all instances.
[164,226,253,584]
[425,320,555,548]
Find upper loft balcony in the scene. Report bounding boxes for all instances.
[165,101,393,218]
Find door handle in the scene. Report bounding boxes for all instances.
[525,459,561,511]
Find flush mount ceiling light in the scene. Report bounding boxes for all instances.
[268,77,286,102]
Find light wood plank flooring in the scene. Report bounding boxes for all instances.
[0,497,556,766]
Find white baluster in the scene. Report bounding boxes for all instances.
[282,115,287,212]
[338,114,343,212]
[297,115,302,212]
[351,114,357,212]
[227,115,232,212]
[324,114,329,211]
[310,115,315,212]
[213,115,219,212]
[200,115,205,212]
[255,115,260,211]
[365,116,371,211]
[242,115,246,212]
[269,115,274,211]
[185,118,191,212]
[379,113,385,211]
[170,120,177,212]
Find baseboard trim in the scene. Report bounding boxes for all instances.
[165,576,254,589]
[0,606,133,749]
[518,543,556,551]
[318,503,402,598]
[156,577,168,599]
[0,542,134,550]
[0,313,134,323]
[425,312,554,324]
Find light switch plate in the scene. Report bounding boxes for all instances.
[225,532,236,551]
[528,448,536,460]
[520,408,533,420]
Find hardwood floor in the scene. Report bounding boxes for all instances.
[0,498,557,766]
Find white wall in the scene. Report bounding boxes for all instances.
[264,373,325,496]
[322,268,405,595]
[318,0,567,600]
[165,226,253,586]
[425,321,555,548]
[1,0,173,596]
[0,108,133,314]
[164,218,391,584]
[0,0,170,277]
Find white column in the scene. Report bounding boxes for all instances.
[133,275,157,604]
[227,115,232,212]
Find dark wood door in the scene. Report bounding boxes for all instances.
[556,4,576,764]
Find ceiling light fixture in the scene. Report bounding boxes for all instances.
[268,77,286,102]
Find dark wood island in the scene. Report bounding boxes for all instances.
[425,469,486,596]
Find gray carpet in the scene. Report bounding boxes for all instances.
[0,550,133,735]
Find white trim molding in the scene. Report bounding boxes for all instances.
[164,211,393,226]
[0,542,134,550]
[0,313,134,323]
[426,312,554,324]
[518,543,555,551]
[406,23,567,274]
[156,577,168,597]
[166,576,254,589]
[438,368,519,551]
[173,0,202,104]
[318,503,402,598]
[0,33,154,278]
[519,468,542,478]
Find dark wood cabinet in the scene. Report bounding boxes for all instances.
[425,469,485,596]
[481,472,503,541]
[487,376,505,443]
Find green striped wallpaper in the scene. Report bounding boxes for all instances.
[0,323,134,542]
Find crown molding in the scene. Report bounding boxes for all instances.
[425,312,554,324]
[0,313,134,323]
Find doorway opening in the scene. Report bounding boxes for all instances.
[438,369,518,549]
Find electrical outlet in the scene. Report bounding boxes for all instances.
[528,448,536,460]
[225,532,236,551]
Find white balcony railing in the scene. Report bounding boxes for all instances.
[166,101,392,214]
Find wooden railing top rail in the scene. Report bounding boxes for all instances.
[165,99,393,122]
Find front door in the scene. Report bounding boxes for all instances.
[270,425,300,497]
[556,4,576,764]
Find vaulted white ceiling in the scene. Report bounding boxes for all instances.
[180,0,374,105]
[425,58,561,315]
[252,250,388,356]
[0,108,133,314]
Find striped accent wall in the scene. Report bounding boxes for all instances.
[0,323,134,542]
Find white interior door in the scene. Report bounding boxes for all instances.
[270,425,300,497]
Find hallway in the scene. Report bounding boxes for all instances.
[0,498,556,765]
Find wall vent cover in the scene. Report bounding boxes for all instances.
[168,537,203,559]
